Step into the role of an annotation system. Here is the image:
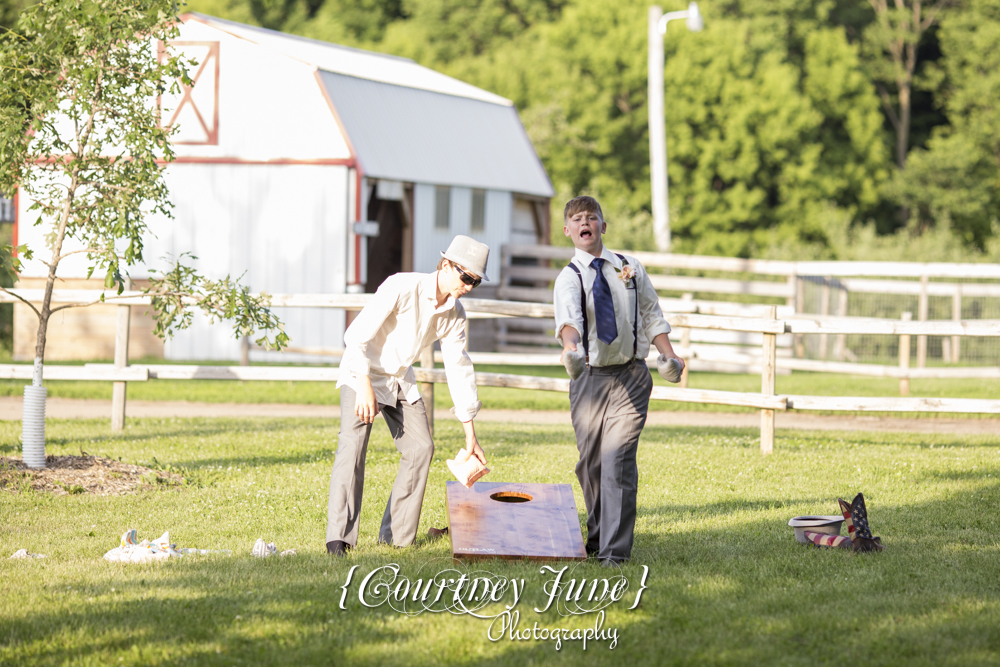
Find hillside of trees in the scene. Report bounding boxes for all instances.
[3,0,999,261]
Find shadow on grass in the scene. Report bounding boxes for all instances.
[5,479,1000,666]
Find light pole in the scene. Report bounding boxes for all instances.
[648,2,703,252]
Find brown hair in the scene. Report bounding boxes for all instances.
[563,196,604,222]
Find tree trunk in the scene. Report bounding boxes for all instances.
[32,177,76,385]
[897,81,911,170]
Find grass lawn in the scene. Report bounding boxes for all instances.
[2,417,1000,665]
[2,364,999,417]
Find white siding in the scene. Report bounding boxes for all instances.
[148,163,349,360]
[170,20,351,161]
[449,187,472,236]
[412,184,509,283]
[511,198,539,245]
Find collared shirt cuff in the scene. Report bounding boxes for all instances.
[451,400,483,423]
[554,323,581,343]
[348,357,372,375]
[647,321,671,339]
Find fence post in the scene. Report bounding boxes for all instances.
[818,276,831,359]
[833,283,848,360]
[240,336,250,366]
[951,287,962,363]
[917,275,928,368]
[899,311,912,397]
[111,281,131,432]
[679,293,692,388]
[793,275,805,358]
[420,344,434,436]
[760,305,777,455]
[496,245,512,349]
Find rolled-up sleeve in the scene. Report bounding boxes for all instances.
[635,262,671,340]
[553,267,584,342]
[341,278,398,377]
[438,305,482,422]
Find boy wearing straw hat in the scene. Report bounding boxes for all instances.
[326,235,490,556]
[554,196,684,565]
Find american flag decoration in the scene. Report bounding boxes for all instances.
[837,493,885,552]
[804,530,852,549]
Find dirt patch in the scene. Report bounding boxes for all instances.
[0,455,185,496]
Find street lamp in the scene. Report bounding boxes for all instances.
[648,2,703,252]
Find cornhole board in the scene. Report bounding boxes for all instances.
[446,481,587,561]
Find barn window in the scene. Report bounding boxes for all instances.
[471,189,486,232]
[435,186,451,230]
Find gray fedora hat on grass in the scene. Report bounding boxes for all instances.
[441,235,490,281]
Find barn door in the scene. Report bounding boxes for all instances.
[364,181,405,292]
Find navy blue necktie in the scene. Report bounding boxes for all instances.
[590,258,618,345]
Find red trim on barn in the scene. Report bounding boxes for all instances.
[312,69,366,287]
[11,189,17,260]
[160,41,221,145]
[355,170,364,285]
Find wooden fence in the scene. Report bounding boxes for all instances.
[2,288,1000,455]
[496,245,1000,367]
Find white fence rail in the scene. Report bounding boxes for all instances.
[4,286,1000,454]
[495,245,1000,367]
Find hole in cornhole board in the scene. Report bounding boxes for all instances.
[490,492,532,503]
[447,481,587,561]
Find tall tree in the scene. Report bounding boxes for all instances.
[862,0,952,169]
[891,0,1000,247]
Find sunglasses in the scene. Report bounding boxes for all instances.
[453,264,482,288]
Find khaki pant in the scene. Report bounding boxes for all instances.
[326,384,434,547]
[569,360,652,562]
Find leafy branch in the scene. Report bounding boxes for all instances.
[146,254,289,351]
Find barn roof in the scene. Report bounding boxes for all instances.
[186,14,554,197]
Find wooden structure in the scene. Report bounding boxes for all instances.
[1,289,999,450]
[495,244,1000,368]
[10,278,162,362]
[445,481,587,561]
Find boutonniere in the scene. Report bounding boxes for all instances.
[613,265,636,284]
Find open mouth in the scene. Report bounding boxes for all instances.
[580,229,593,239]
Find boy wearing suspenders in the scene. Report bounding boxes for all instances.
[553,196,685,565]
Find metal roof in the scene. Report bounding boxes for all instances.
[318,71,553,196]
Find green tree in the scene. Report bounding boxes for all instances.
[0,0,288,464]
[859,0,952,170]
[891,0,1000,248]
[0,0,29,31]
[448,1,889,256]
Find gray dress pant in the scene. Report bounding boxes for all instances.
[569,359,653,562]
[326,384,434,547]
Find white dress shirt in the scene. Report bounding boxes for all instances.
[553,247,671,367]
[338,272,482,422]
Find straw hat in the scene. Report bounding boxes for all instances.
[441,236,490,281]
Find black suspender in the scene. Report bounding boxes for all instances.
[567,263,589,361]
[567,254,639,362]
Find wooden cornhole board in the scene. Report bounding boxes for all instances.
[446,481,587,561]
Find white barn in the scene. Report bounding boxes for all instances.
[13,13,553,361]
